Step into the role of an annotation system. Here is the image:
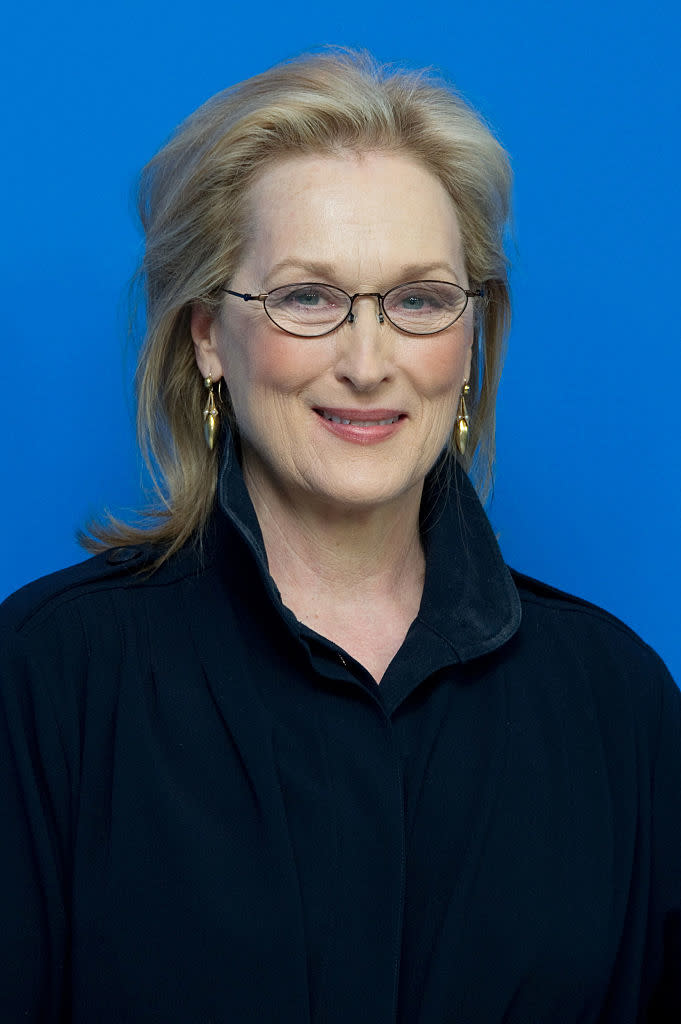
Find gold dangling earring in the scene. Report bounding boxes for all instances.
[203,375,219,451]
[455,380,471,456]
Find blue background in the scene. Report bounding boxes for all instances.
[2,0,679,680]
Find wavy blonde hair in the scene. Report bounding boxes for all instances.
[84,49,512,559]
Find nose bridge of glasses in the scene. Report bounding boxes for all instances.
[347,291,385,325]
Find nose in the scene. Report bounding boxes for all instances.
[334,294,394,391]
[347,291,385,326]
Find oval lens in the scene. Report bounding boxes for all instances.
[265,283,350,335]
[383,281,466,334]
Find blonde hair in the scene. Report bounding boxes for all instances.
[84,49,512,559]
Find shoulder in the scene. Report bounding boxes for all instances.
[1,547,148,636]
[508,566,678,721]
[0,542,206,640]
[0,542,212,719]
[0,542,216,758]
[509,567,661,654]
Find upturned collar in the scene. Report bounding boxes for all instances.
[214,432,521,666]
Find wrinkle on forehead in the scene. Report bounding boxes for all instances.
[238,151,467,292]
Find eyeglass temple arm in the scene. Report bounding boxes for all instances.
[222,289,268,302]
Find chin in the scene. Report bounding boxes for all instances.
[305,468,423,510]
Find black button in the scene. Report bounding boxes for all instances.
[106,547,144,565]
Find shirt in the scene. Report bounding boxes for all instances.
[1,439,679,1022]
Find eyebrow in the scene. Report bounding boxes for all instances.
[264,258,462,285]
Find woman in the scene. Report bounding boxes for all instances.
[1,50,679,1022]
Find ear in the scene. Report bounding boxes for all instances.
[190,303,226,381]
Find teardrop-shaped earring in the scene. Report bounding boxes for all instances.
[203,375,219,451]
[455,380,471,456]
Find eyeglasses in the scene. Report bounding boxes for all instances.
[222,280,483,338]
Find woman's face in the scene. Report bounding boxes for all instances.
[192,151,475,514]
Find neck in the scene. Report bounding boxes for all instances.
[243,461,426,613]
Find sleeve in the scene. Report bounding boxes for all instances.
[646,666,681,1021]
[0,617,72,1020]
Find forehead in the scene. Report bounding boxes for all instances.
[240,151,465,283]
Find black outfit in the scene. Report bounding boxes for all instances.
[1,437,680,1023]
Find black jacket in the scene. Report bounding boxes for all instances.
[1,442,680,1022]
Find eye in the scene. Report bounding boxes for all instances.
[268,284,342,312]
[263,283,351,334]
[385,283,445,315]
[400,293,428,311]
[381,281,468,334]
[287,288,323,307]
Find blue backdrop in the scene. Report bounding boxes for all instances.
[2,0,679,680]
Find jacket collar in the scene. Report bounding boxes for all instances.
[214,431,521,665]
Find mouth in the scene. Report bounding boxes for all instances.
[314,408,405,427]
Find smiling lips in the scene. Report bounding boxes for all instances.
[314,407,406,444]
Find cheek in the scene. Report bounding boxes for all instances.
[412,331,471,402]
[222,328,328,415]
[250,337,326,392]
